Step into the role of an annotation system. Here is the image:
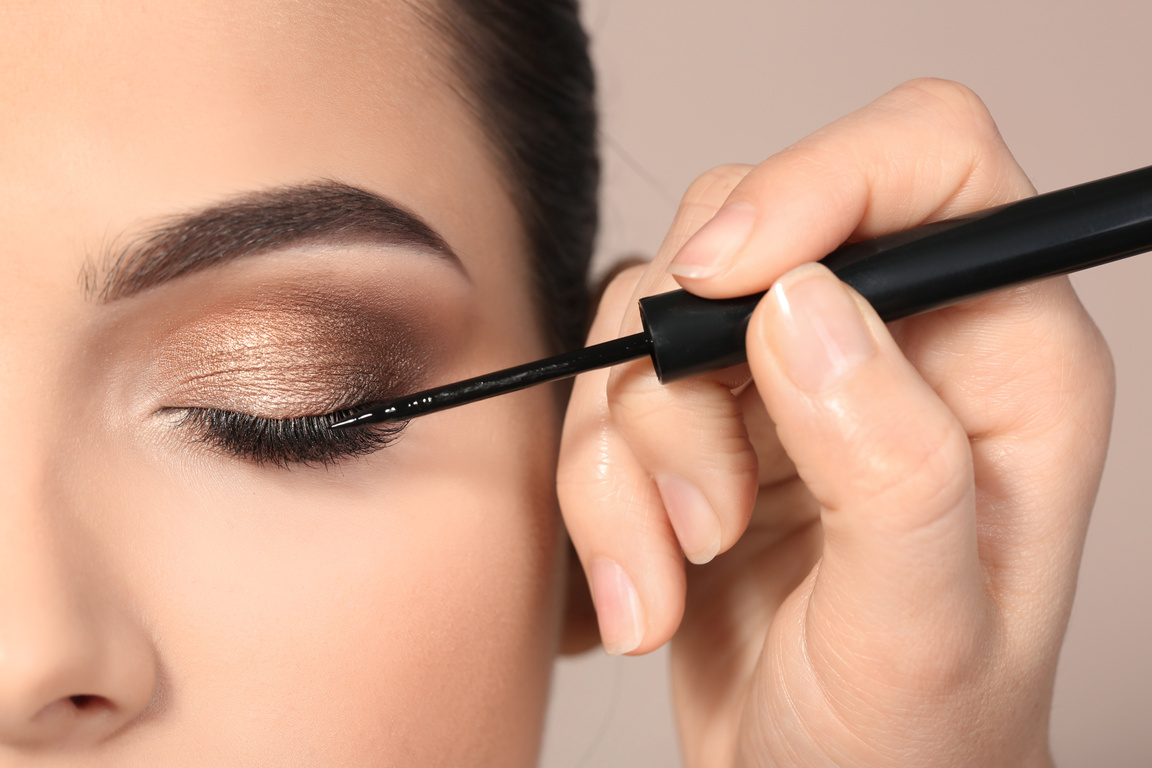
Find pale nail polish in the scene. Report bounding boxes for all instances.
[668,202,757,279]
[770,264,876,391]
[588,557,645,656]
[656,474,722,565]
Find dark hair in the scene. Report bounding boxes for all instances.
[420,0,599,352]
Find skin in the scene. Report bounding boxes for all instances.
[0,2,1116,767]
[559,78,1115,767]
[0,1,565,765]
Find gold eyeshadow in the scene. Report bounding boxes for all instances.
[152,287,433,419]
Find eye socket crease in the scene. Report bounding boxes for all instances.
[81,181,466,302]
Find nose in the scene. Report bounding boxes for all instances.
[0,500,159,749]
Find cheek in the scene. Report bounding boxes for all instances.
[64,388,564,765]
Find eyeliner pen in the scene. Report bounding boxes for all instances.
[332,163,1152,430]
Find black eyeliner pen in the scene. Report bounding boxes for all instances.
[332,163,1152,430]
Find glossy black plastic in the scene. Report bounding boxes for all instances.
[642,163,1152,383]
[334,164,1152,427]
[639,290,757,382]
[330,332,652,426]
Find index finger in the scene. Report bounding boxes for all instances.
[667,78,1037,295]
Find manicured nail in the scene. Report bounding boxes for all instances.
[656,474,722,565]
[588,557,644,655]
[768,264,876,392]
[668,202,756,279]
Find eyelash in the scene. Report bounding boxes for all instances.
[175,407,406,468]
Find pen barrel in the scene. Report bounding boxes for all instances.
[640,163,1152,383]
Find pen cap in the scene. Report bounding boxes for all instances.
[639,289,765,383]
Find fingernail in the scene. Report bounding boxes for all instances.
[588,557,645,655]
[668,202,756,279]
[769,264,876,392]
[655,474,722,565]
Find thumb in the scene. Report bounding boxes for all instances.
[747,263,988,679]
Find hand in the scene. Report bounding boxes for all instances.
[557,79,1115,767]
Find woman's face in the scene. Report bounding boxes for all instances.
[0,1,567,764]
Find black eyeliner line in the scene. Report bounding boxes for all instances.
[183,406,407,467]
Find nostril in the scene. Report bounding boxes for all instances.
[69,695,102,711]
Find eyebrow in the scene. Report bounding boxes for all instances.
[83,181,461,302]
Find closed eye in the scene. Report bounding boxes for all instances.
[173,406,408,468]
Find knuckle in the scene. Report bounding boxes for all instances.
[554,467,579,513]
[1048,296,1116,400]
[849,404,972,520]
[1079,311,1116,395]
[555,466,592,522]
[679,163,753,214]
[555,433,616,518]
[857,615,994,703]
[605,368,667,427]
[895,78,1002,150]
[555,442,586,508]
[605,375,758,475]
[990,282,1116,439]
[898,77,986,118]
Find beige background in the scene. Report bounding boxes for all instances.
[540,1,1152,766]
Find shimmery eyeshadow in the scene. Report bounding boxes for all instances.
[153,287,433,419]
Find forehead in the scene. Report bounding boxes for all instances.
[1,0,440,178]
[0,0,522,299]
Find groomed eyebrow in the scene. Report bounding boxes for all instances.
[83,182,460,302]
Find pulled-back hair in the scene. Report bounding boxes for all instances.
[420,0,599,352]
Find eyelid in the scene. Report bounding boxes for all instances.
[127,274,452,467]
[174,406,408,468]
[148,290,435,420]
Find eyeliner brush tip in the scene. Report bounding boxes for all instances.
[330,411,376,430]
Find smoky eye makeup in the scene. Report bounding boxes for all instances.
[148,286,438,468]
